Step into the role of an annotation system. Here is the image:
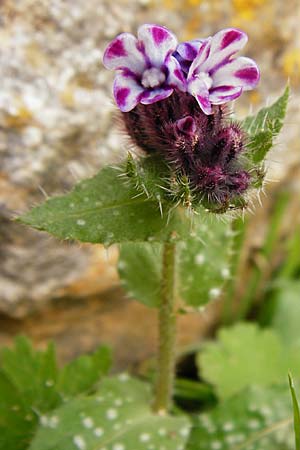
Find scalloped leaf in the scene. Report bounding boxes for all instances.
[242,86,289,164]
[197,323,300,400]
[118,216,232,308]
[0,337,111,450]
[29,375,190,450]
[58,346,111,397]
[187,384,294,450]
[18,166,191,245]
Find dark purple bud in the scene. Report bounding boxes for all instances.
[121,90,252,212]
[176,116,197,136]
[226,171,250,193]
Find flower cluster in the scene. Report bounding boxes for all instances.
[103,25,260,213]
[123,92,250,211]
[103,24,259,114]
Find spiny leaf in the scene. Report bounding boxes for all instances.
[18,166,191,245]
[186,384,294,450]
[242,85,289,164]
[29,375,191,450]
[118,216,232,309]
[197,323,300,400]
[126,153,170,205]
[288,374,300,450]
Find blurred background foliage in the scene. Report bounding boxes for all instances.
[0,0,299,372]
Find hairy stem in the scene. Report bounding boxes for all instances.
[153,241,177,414]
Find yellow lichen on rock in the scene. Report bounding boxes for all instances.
[282,49,300,85]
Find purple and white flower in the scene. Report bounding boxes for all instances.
[103,25,260,115]
[180,28,260,114]
[173,38,204,73]
[103,24,186,112]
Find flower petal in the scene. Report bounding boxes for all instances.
[201,28,248,73]
[188,39,212,79]
[140,87,173,105]
[137,24,177,67]
[113,73,144,112]
[187,77,212,114]
[212,57,260,90]
[176,39,204,61]
[103,33,146,74]
[209,86,242,103]
[165,55,186,91]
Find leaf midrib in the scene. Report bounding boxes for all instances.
[232,416,293,450]
[26,196,159,221]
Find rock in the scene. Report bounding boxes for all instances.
[1,0,299,322]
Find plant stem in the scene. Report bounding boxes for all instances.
[153,241,177,415]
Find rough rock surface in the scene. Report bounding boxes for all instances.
[0,0,299,363]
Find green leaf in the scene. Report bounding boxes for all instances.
[119,243,162,307]
[177,217,232,308]
[126,153,170,204]
[29,375,190,450]
[0,371,35,450]
[58,346,111,397]
[18,166,190,245]
[242,85,289,163]
[0,337,60,450]
[198,323,300,400]
[0,337,111,450]
[174,378,216,411]
[288,374,300,450]
[118,216,232,308]
[187,384,295,450]
[0,336,60,411]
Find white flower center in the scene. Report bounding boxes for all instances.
[196,71,213,89]
[141,67,166,88]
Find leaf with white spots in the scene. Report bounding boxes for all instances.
[242,85,289,164]
[0,337,111,450]
[187,384,295,450]
[197,323,300,400]
[29,376,190,450]
[177,217,232,308]
[118,216,232,308]
[18,166,191,245]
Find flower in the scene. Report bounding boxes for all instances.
[104,25,260,115]
[104,25,261,211]
[173,39,205,73]
[181,28,260,114]
[103,24,185,112]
